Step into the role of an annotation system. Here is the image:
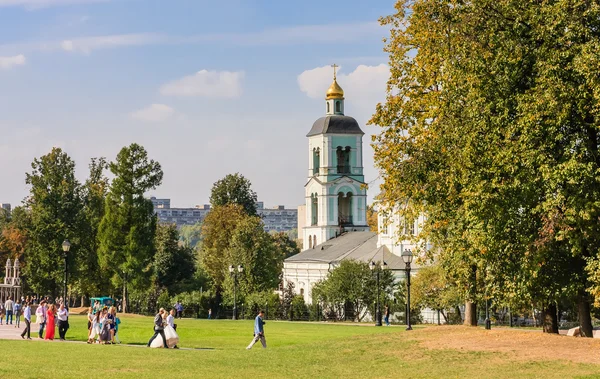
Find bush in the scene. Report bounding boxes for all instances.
[291,295,308,321]
[242,291,280,320]
[173,291,211,318]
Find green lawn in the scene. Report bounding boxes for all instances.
[1,315,600,378]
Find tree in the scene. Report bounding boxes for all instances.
[271,232,300,259]
[372,0,600,334]
[74,157,110,300]
[23,148,83,296]
[98,143,163,312]
[367,205,378,233]
[209,173,258,216]
[312,260,394,322]
[200,204,249,291]
[179,223,203,250]
[411,265,462,323]
[154,223,196,292]
[0,206,30,264]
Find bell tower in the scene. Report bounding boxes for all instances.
[302,64,369,250]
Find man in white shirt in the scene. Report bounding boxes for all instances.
[4,297,14,325]
[57,303,69,341]
[20,302,31,340]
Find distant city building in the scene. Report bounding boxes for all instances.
[258,203,298,233]
[150,197,297,232]
[0,203,11,213]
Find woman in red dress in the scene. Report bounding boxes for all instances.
[45,304,56,340]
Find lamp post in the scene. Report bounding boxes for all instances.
[61,240,71,307]
[402,248,413,331]
[229,265,243,320]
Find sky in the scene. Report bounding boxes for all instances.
[0,0,393,209]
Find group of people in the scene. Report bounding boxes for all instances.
[2,296,270,351]
[0,297,23,327]
[87,305,120,344]
[32,300,70,340]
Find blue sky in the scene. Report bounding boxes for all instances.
[0,0,393,208]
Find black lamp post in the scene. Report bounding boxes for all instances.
[370,260,388,327]
[61,240,71,307]
[229,264,243,320]
[402,248,413,331]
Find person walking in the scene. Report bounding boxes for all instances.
[175,301,183,319]
[36,301,47,338]
[147,308,168,348]
[5,297,14,325]
[246,310,267,349]
[14,300,21,328]
[45,304,56,340]
[20,302,31,340]
[207,308,212,320]
[384,305,391,326]
[167,309,178,348]
[57,303,69,341]
[107,306,116,344]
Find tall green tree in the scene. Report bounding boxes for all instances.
[23,148,83,296]
[372,0,600,334]
[98,143,163,312]
[209,173,258,216]
[74,157,110,300]
[154,223,196,292]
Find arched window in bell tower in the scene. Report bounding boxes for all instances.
[327,102,330,114]
[338,192,353,226]
[336,146,351,174]
[335,101,341,113]
[308,235,313,249]
[313,148,320,175]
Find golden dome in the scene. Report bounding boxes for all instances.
[326,78,344,100]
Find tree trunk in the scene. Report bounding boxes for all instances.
[578,293,593,338]
[542,303,558,334]
[464,301,477,326]
[441,310,448,323]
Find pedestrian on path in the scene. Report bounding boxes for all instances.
[4,297,14,325]
[14,300,21,328]
[246,310,267,349]
[36,301,47,338]
[21,302,31,340]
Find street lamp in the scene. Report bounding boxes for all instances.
[61,240,71,307]
[370,260,388,327]
[402,248,413,331]
[229,264,243,320]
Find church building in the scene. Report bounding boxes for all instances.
[283,67,426,308]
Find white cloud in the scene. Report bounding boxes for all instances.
[130,104,176,123]
[60,33,165,54]
[0,54,26,69]
[0,0,111,9]
[298,64,389,115]
[160,70,245,98]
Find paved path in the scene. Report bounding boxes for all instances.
[0,321,27,340]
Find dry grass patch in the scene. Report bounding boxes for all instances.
[407,326,600,365]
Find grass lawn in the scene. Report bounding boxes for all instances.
[2,315,600,378]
